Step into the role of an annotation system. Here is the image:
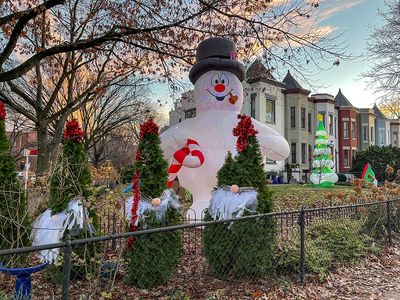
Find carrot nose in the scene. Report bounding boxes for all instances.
[214,84,225,93]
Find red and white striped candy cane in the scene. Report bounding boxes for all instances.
[167,139,205,187]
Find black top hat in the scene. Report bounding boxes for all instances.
[189,37,246,84]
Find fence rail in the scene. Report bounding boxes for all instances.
[1,198,399,299]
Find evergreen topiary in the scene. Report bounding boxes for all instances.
[46,119,99,281]
[203,114,276,280]
[49,119,91,213]
[0,102,31,266]
[124,119,181,289]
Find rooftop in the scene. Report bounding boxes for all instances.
[334,89,354,107]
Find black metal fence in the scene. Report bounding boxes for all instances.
[0,199,399,299]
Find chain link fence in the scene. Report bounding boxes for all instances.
[0,199,399,299]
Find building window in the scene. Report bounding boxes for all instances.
[250,93,256,118]
[301,143,306,164]
[380,129,385,145]
[329,114,333,135]
[344,150,350,167]
[371,127,374,143]
[291,143,297,163]
[308,113,312,132]
[265,98,275,123]
[343,121,348,139]
[363,126,368,142]
[290,107,296,128]
[301,108,306,129]
[334,117,337,138]
[394,132,398,145]
[351,122,356,139]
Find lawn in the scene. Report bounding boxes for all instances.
[269,183,357,211]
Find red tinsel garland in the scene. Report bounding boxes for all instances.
[127,119,159,248]
[232,114,258,152]
[63,119,84,142]
[0,102,5,121]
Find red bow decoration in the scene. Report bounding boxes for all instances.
[63,119,84,142]
[232,114,258,152]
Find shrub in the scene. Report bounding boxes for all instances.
[276,218,372,280]
[0,103,30,266]
[309,219,369,263]
[124,119,182,289]
[203,213,276,280]
[124,208,181,289]
[363,202,400,239]
[204,116,276,280]
[337,173,347,182]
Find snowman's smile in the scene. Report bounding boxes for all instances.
[207,88,233,101]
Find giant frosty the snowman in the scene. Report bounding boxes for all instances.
[161,37,289,219]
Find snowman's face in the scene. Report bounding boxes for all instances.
[194,70,243,113]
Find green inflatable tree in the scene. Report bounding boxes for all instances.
[204,114,276,279]
[125,119,181,289]
[310,114,338,188]
[0,102,30,265]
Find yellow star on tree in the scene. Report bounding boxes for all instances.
[317,114,323,121]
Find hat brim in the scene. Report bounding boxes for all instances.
[189,57,245,84]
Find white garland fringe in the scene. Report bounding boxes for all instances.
[208,187,258,220]
[125,188,181,225]
[31,198,93,263]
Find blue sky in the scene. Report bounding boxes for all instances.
[154,0,386,119]
[308,0,386,108]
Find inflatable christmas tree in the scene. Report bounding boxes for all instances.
[0,102,31,266]
[361,163,378,187]
[124,119,181,289]
[204,115,276,279]
[310,114,338,188]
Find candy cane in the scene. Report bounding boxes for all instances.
[167,139,204,187]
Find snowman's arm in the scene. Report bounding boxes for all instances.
[253,121,290,161]
[160,128,188,162]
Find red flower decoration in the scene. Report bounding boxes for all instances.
[232,114,258,152]
[63,119,84,142]
[0,102,6,121]
[140,119,159,139]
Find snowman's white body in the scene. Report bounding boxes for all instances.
[161,71,289,219]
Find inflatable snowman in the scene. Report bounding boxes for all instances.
[161,37,290,219]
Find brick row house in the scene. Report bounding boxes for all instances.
[169,60,397,178]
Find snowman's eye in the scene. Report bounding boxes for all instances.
[220,73,229,86]
[211,73,219,86]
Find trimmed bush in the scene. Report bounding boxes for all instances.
[203,116,276,280]
[124,119,182,289]
[124,208,181,288]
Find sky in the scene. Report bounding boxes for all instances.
[154,0,387,119]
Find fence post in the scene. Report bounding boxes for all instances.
[387,201,392,245]
[298,207,306,285]
[62,236,72,300]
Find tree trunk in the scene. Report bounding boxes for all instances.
[36,122,50,175]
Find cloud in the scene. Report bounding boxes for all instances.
[318,0,365,23]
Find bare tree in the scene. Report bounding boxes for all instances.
[0,0,351,172]
[78,76,153,166]
[0,0,349,82]
[363,0,400,117]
